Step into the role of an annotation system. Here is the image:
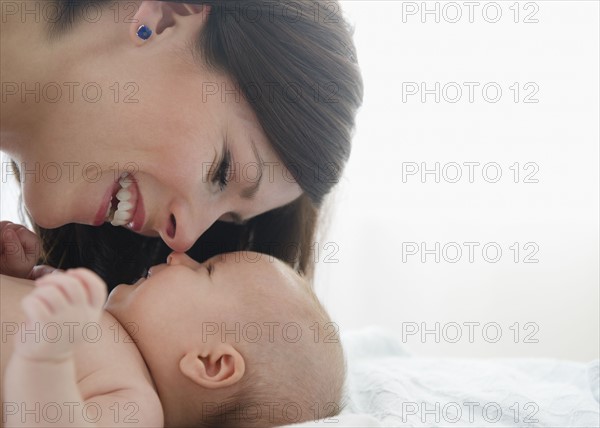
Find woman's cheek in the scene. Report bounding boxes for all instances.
[21,181,65,228]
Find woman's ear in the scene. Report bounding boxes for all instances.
[129,1,211,46]
[179,344,246,389]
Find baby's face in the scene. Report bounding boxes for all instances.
[104,251,299,397]
[105,251,294,339]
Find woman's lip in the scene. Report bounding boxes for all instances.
[94,181,120,226]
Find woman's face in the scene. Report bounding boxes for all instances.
[7,5,302,252]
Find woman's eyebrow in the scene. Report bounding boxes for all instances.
[240,139,264,200]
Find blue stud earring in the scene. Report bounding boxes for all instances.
[137,25,152,41]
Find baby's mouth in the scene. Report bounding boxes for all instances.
[105,173,138,226]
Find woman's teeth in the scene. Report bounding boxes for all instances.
[105,174,136,226]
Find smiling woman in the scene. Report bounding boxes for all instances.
[0,0,363,288]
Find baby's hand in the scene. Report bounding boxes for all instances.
[0,221,41,279]
[16,269,107,362]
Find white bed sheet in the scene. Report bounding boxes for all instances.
[285,327,600,427]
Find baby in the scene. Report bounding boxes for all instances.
[0,251,345,427]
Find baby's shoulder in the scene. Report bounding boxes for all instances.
[75,312,158,406]
[74,312,163,425]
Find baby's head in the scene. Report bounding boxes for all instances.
[105,251,345,427]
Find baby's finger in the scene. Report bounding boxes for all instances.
[14,226,41,262]
[1,229,26,272]
[36,272,88,306]
[21,292,53,321]
[0,222,27,240]
[1,227,20,253]
[0,221,20,233]
[66,268,108,308]
[29,285,70,315]
[29,265,62,280]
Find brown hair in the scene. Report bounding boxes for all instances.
[29,0,363,289]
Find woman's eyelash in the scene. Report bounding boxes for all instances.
[213,148,232,191]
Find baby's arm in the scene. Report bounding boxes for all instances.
[3,269,162,427]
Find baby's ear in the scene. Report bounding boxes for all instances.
[179,344,245,389]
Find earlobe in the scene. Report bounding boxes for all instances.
[129,1,212,46]
[179,344,245,389]
[129,1,161,45]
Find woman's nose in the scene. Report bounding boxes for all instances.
[160,203,223,253]
[166,252,201,269]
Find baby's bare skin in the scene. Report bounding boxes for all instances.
[0,273,163,427]
[1,250,341,427]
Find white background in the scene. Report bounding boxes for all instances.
[312,0,599,361]
[2,1,599,361]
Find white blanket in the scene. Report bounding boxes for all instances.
[287,327,600,427]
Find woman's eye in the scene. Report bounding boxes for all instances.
[213,149,232,191]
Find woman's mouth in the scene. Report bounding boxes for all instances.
[103,173,145,232]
